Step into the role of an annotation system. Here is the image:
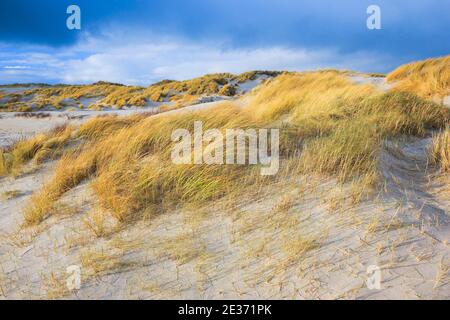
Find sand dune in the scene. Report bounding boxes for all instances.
[0,68,449,299]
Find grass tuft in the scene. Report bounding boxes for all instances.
[0,124,73,177]
[430,128,450,172]
[387,55,450,102]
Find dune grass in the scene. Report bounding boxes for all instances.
[246,71,448,179]
[104,71,279,109]
[25,82,128,109]
[0,124,73,177]
[8,71,279,112]
[1,189,22,200]
[430,128,450,172]
[22,71,450,226]
[386,55,450,102]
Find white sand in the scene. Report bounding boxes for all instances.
[236,75,270,94]
[0,100,225,148]
[0,111,137,148]
[443,96,450,107]
[349,75,392,92]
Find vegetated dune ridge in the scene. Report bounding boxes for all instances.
[0,71,278,148]
[0,71,279,112]
[387,55,450,104]
[0,58,449,299]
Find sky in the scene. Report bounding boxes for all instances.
[0,0,449,85]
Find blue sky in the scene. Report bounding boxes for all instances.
[0,0,449,85]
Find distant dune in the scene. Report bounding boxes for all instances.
[0,71,280,113]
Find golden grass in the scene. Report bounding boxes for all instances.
[80,248,131,277]
[282,234,319,257]
[387,55,450,102]
[79,237,142,279]
[0,124,73,177]
[23,149,97,224]
[105,71,278,109]
[246,71,448,180]
[0,93,24,111]
[430,128,450,172]
[7,71,279,112]
[161,233,204,266]
[22,71,450,226]
[25,82,127,109]
[43,272,72,299]
[77,114,145,140]
[83,209,119,238]
[1,189,22,200]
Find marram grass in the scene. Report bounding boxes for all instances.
[387,55,450,102]
[11,71,449,226]
[430,127,450,172]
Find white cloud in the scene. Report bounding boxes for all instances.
[0,32,394,85]
[3,65,30,69]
